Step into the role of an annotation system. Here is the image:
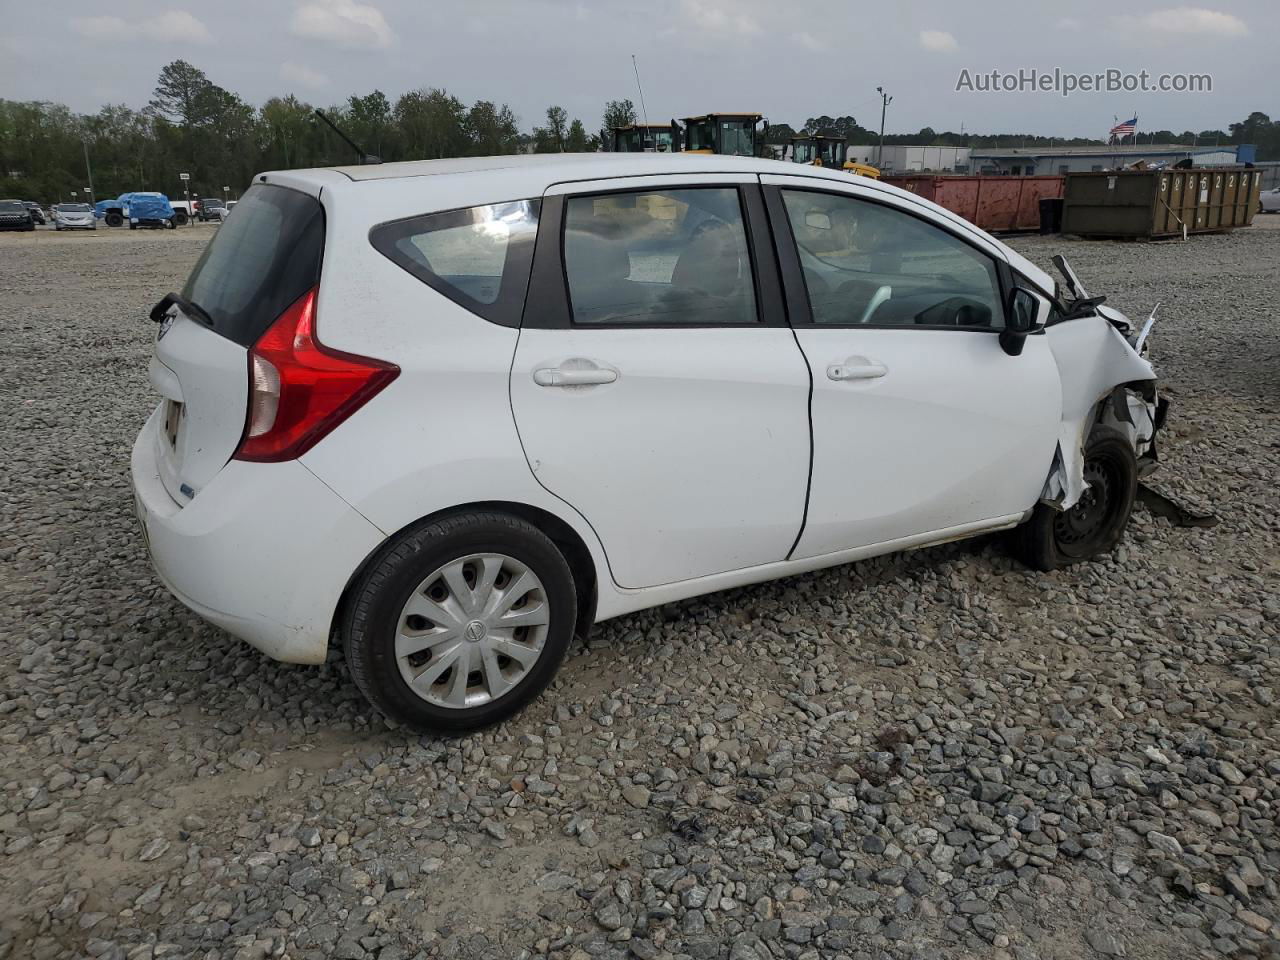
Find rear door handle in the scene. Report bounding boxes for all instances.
[827,358,888,381]
[533,363,618,387]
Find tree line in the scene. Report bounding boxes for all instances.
[0,61,636,203]
[1,59,1275,204]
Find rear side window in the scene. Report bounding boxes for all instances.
[181,184,324,347]
[562,188,758,326]
[370,199,540,327]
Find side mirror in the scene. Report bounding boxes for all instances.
[1000,287,1040,356]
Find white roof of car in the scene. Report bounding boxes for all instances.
[325,152,822,183]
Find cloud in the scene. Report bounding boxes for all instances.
[70,16,130,39]
[70,11,211,43]
[680,0,761,36]
[792,31,826,51]
[144,11,212,43]
[1055,17,1082,30]
[1114,6,1246,36]
[280,62,329,90]
[919,29,958,52]
[291,0,393,49]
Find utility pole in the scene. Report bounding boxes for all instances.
[876,86,892,167]
[82,140,96,204]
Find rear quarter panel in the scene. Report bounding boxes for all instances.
[298,176,612,589]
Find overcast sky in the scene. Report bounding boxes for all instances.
[0,1,1268,139]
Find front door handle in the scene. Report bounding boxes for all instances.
[827,357,888,381]
[533,363,618,387]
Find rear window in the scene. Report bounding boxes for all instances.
[0,201,25,213]
[181,184,324,347]
[370,199,540,327]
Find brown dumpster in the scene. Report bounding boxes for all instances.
[1062,167,1259,238]
[881,175,1064,232]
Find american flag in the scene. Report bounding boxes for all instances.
[1109,117,1137,138]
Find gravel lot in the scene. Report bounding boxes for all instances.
[1,219,1277,960]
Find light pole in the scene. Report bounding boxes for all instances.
[876,86,893,168]
[82,141,96,204]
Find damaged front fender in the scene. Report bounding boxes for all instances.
[1040,314,1161,510]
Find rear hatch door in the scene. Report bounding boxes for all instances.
[149,182,325,503]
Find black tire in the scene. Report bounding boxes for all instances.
[105,211,123,227]
[1013,426,1137,571]
[173,211,188,226]
[343,512,577,733]
[128,221,136,230]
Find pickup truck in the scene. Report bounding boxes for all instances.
[95,192,183,228]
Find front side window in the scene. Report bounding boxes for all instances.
[371,199,539,327]
[563,188,757,326]
[780,189,1004,329]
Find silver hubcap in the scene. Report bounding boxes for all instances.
[395,553,549,709]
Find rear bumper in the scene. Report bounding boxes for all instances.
[130,406,385,664]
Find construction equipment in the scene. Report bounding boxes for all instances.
[788,133,880,179]
[679,113,764,157]
[611,124,680,153]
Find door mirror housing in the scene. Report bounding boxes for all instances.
[1007,287,1040,333]
[1000,287,1041,357]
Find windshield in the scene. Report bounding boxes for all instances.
[58,204,92,212]
[718,120,755,157]
[614,129,642,152]
[792,142,815,164]
[0,201,25,213]
[685,120,715,151]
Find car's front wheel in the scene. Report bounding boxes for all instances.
[1014,426,1137,571]
[343,512,577,732]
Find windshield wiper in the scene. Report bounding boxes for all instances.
[150,291,214,329]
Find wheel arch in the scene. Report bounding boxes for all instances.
[331,499,598,648]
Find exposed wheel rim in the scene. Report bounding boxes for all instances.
[1053,452,1125,558]
[395,553,550,710]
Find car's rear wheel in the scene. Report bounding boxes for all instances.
[343,512,577,733]
[1014,426,1137,571]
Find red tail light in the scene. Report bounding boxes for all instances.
[234,288,399,462]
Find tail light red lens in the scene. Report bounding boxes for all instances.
[234,288,399,462]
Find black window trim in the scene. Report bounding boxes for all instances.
[763,183,1014,333]
[369,197,541,329]
[520,182,786,331]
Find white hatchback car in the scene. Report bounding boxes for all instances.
[132,154,1165,731]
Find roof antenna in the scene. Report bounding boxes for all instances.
[631,55,650,130]
[314,109,381,165]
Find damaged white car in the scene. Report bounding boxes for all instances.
[132,155,1169,731]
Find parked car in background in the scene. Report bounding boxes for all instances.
[197,198,227,221]
[24,202,46,225]
[128,194,177,229]
[132,154,1166,732]
[1260,187,1280,213]
[52,202,97,230]
[0,199,36,231]
[96,192,181,227]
